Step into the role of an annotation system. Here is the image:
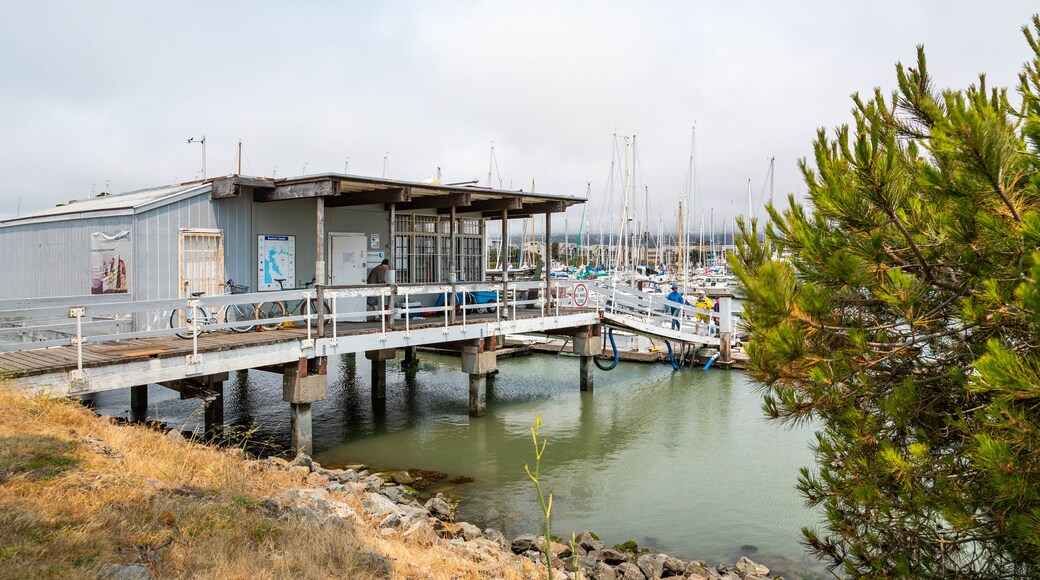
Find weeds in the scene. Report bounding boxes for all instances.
[524,415,554,580]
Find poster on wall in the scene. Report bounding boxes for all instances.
[90,230,130,294]
[257,234,296,291]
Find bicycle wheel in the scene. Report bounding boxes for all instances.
[255,301,287,331]
[307,299,333,327]
[224,302,256,333]
[171,306,208,339]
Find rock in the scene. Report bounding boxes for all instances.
[590,548,629,565]
[268,457,290,469]
[326,483,347,493]
[98,563,150,580]
[684,561,712,579]
[424,496,453,521]
[483,527,509,550]
[511,534,539,554]
[402,520,438,544]
[338,468,359,483]
[361,475,384,492]
[305,472,329,487]
[78,434,123,461]
[380,528,397,538]
[735,556,769,577]
[615,562,648,580]
[362,492,401,518]
[165,430,185,443]
[359,552,392,579]
[379,512,401,528]
[224,447,247,460]
[636,553,667,579]
[578,530,606,552]
[290,453,313,469]
[457,521,483,541]
[289,465,310,478]
[389,470,415,485]
[590,561,618,580]
[379,486,403,503]
[398,504,428,529]
[547,539,572,559]
[662,554,685,576]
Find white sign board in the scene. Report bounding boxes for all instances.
[258,235,296,291]
[370,233,380,249]
[91,230,131,294]
[366,251,386,269]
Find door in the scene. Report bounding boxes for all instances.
[328,233,368,321]
[179,229,225,299]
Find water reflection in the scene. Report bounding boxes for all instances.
[84,351,824,577]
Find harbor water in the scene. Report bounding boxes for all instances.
[81,351,825,577]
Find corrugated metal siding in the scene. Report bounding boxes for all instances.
[0,215,133,300]
[214,194,252,291]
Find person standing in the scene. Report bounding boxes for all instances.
[367,259,390,320]
[666,284,686,330]
[694,291,714,334]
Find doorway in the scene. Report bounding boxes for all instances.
[328,232,367,321]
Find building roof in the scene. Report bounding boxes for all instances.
[0,183,210,228]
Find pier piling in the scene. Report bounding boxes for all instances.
[203,379,224,437]
[402,346,418,369]
[366,349,396,400]
[573,325,601,392]
[282,357,328,456]
[130,385,148,421]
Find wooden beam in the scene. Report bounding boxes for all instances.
[325,187,411,207]
[395,192,470,211]
[254,180,339,202]
[442,196,522,214]
[211,176,275,199]
[483,200,567,218]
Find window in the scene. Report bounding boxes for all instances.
[393,214,485,283]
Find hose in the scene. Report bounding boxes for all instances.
[593,328,619,371]
[703,352,720,371]
[665,341,679,370]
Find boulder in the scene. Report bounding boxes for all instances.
[359,553,392,579]
[165,430,185,443]
[338,468,360,483]
[456,521,483,541]
[290,453,313,469]
[379,512,401,528]
[590,548,629,565]
[362,492,401,518]
[361,475,384,492]
[398,505,428,529]
[483,527,509,550]
[389,470,415,485]
[289,465,310,478]
[401,520,437,544]
[636,553,667,579]
[734,556,769,577]
[305,472,329,487]
[379,486,404,503]
[511,534,539,554]
[590,561,618,580]
[683,561,713,579]
[267,456,290,468]
[98,564,150,580]
[578,530,606,552]
[616,562,648,580]
[424,496,453,521]
[662,554,685,576]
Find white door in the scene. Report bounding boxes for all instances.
[328,233,368,321]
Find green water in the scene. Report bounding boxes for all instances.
[83,351,824,577]
[317,354,824,577]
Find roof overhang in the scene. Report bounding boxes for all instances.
[212,173,584,216]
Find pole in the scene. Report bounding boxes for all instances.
[236,139,242,176]
[315,197,325,284]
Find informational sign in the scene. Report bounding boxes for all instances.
[572,282,589,307]
[90,230,131,294]
[258,234,296,291]
[370,233,380,249]
[366,251,386,269]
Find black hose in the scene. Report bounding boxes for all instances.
[593,328,619,371]
[665,340,679,370]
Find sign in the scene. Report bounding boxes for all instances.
[366,251,386,268]
[370,233,380,249]
[572,282,589,307]
[258,235,295,291]
[90,230,131,294]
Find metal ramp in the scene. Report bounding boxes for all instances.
[572,281,732,347]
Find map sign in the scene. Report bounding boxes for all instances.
[257,235,296,291]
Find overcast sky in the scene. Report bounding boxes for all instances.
[1,1,1037,234]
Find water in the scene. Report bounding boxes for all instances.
[82,352,825,577]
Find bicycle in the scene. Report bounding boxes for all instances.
[254,277,331,331]
[170,280,257,339]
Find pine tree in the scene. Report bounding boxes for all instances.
[733,16,1040,577]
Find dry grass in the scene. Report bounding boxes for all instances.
[0,386,540,579]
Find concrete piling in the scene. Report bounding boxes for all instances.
[365,349,397,400]
[130,385,148,421]
[283,357,328,456]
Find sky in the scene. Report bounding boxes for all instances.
[1,1,1038,235]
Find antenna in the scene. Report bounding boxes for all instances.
[236,139,242,176]
[344,157,350,174]
[302,162,308,176]
[382,152,390,178]
[273,165,278,179]
[186,135,206,179]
